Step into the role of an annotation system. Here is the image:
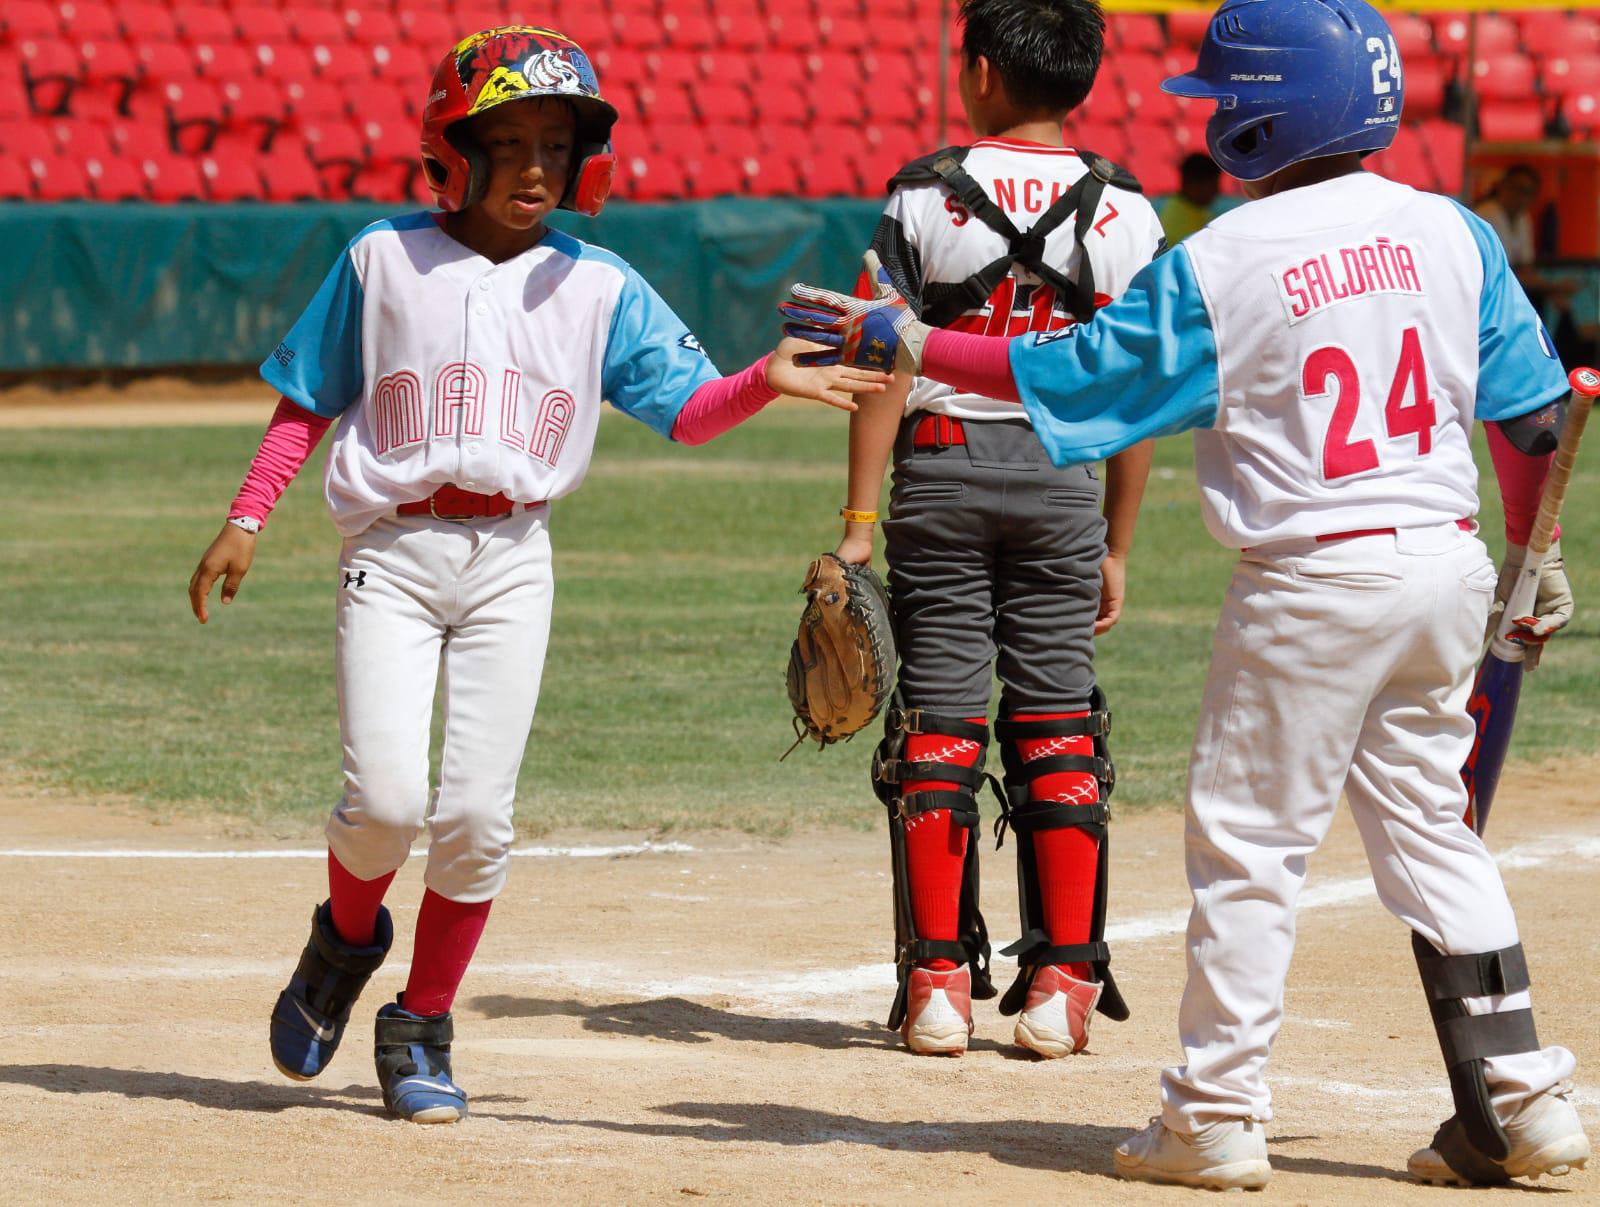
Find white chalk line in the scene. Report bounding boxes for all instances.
[0,840,697,860]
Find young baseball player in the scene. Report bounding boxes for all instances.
[186,26,887,1125]
[782,0,1588,1187]
[832,0,1161,1060]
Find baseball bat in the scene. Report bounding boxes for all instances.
[1462,366,1599,835]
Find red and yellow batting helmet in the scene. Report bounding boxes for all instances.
[420,26,619,215]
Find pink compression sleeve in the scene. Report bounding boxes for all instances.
[229,397,333,524]
[669,354,778,445]
[1485,421,1555,545]
[921,328,1023,404]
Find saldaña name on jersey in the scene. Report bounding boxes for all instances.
[369,361,576,469]
[1274,236,1423,325]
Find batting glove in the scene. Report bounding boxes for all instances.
[1489,539,1574,670]
[779,251,931,373]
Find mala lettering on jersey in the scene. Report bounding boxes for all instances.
[262,214,718,537]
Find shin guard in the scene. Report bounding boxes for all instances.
[1413,934,1540,1178]
[875,698,999,1030]
[993,688,1127,1021]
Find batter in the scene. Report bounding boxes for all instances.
[779,0,1587,1188]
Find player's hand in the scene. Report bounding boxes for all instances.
[766,337,891,412]
[779,251,932,374]
[189,522,258,624]
[1488,539,1573,670]
[1095,551,1127,636]
[834,527,875,566]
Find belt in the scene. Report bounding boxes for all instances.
[396,485,539,520]
[1314,519,1473,543]
[911,414,966,447]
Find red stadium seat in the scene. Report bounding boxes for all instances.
[398,8,455,50]
[635,81,696,123]
[1432,13,1516,61]
[221,76,285,146]
[109,116,170,160]
[201,153,265,200]
[0,120,55,159]
[1539,54,1600,98]
[172,6,237,45]
[341,78,410,125]
[715,13,766,52]
[1557,87,1600,135]
[1472,53,1537,103]
[345,8,401,46]
[1111,14,1163,53]
[162,77,223,152]
[615,14,667,50]
[1476,99,1546,142]
[283,77,346,120]
[1519,14,1600,61]
[1403,58,1446,119]
[0,71,30,121]
[254,40,315,83]
[260,141,324,199]
[747,150,805,197]
[1166,10,1211,47]
[29,152,90,198]
[301,118,364,193]
[194,41,257,81]
[0,156,31,198]
[1388,13,1434,62]
[288,8,348,45]
[4,2,62,41]
[141,152,207,201]
[234,7,289,45]
[85,153,144,199]
[132,40,197,84]
[664,11,717,50]
[693,81,747,123]
[20,37,80,116]
[58,2,119,41]
[1368,126,1440,192]
[49,114,110,158]
[119,3,177,43]
[647,51,702,88]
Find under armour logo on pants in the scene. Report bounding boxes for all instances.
[343,570,367,588]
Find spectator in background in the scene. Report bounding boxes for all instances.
[1474,164,1577,311]
[1157,153,1221,245]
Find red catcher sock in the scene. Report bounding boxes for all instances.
[401,889,493,1017]
[902,717,987,972]
[1014,711,1100,983]
[327,851,395,947]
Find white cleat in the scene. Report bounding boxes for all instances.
[901,964,974,1056]
[1013,965,1102,1058]
[1408,1084,1591,1186]
[1114,1117,1272,1191]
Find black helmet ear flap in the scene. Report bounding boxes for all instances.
[444,125,490,210]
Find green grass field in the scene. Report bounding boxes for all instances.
[3,407,1597,836]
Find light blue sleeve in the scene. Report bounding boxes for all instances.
[1009,245,1220,466]
[602,268,721,439]
[1449,200,1568,422]
[260,248,364,419]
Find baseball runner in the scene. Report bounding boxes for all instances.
[834,0,1162,1059]
[186,26,886,1124]
[780,0,1588,1188]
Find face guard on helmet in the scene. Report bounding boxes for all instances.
[420,26,619,216]
[1160,0,1403,181]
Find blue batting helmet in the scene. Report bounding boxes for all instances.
[1161,0,1403,180]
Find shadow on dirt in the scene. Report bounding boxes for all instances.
[467,993,1016,1054]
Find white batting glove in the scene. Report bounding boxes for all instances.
[1489,539,1574,670]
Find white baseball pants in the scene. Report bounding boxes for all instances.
[1160,521,1575,1130]
[325,507,553,903]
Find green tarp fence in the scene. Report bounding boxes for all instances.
[0,198,885,374]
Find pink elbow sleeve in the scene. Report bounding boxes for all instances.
[669,355,778,445]
[922,328,1022,403]
[229,397,332,524]
[1485,421,1554,546]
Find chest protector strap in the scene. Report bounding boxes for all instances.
[991,687,1128,1022]
[873,697,1002,1030]
[888,146,1142,329]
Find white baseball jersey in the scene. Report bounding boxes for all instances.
[1007,172,1568,548]
[262,214,718,537]
[873,136,1165,421]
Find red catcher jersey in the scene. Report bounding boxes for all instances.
[870,136,1165,421]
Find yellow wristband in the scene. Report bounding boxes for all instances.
[839,507,879,524]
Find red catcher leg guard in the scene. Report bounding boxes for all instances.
[1014,711,1099,982]
[327,851,395,947]
[902,717,987,972]
[402,889,493,1017]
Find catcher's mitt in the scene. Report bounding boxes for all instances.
[786,553,897,750]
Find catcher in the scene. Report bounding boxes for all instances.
[789,0,1162,1058]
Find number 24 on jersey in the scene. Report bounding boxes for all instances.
[1303,326,1437,482]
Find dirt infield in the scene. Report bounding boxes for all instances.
[6,769,1598,1205]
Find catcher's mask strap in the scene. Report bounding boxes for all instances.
[1413,934,1539,1164]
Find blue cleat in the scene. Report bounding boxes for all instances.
[374,997,469,1124]
[269,901,392,1081]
